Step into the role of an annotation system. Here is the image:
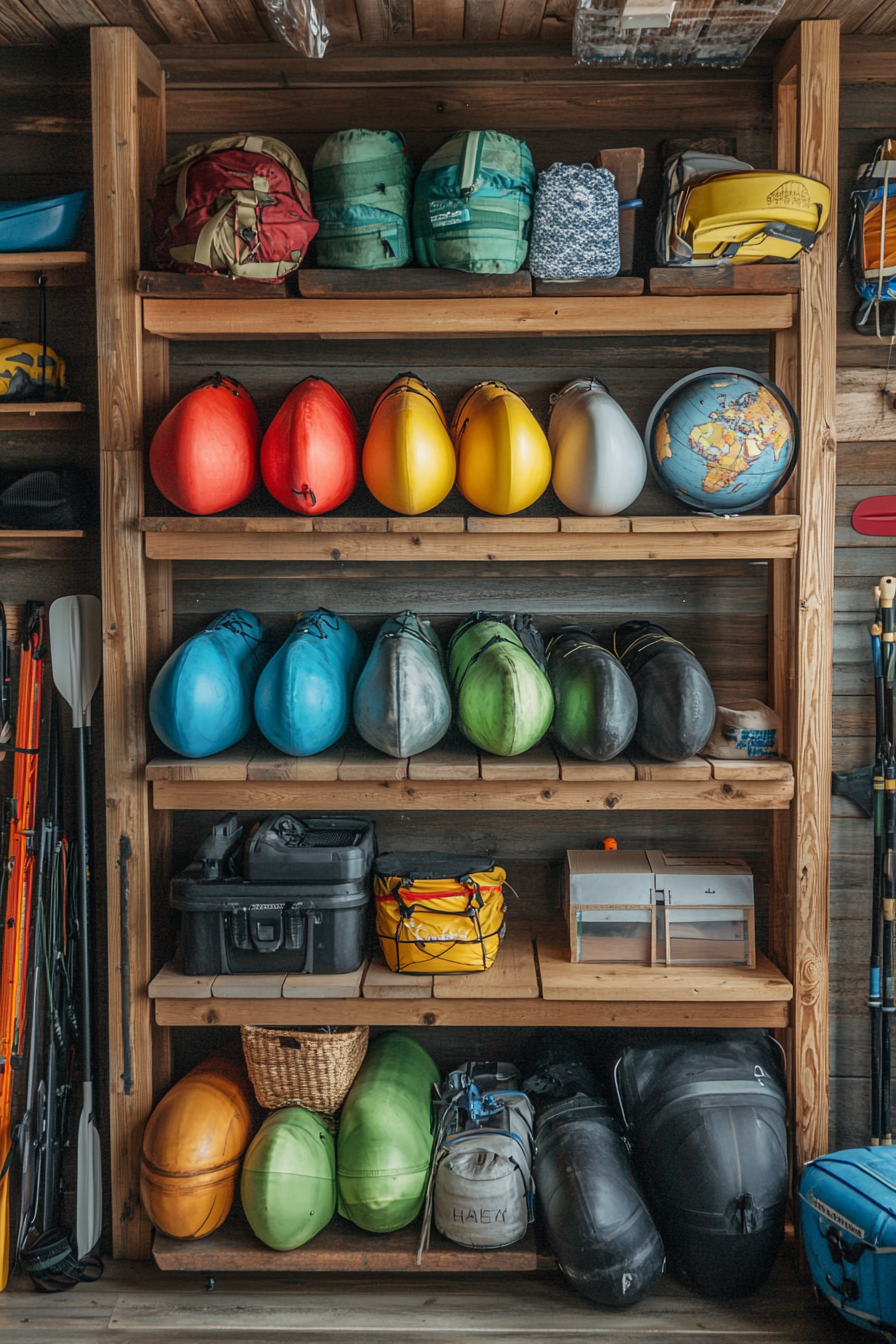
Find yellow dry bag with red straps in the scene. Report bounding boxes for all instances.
[374,853,506,975]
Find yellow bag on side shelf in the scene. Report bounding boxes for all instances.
[374,852,506,974]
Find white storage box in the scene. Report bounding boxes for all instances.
[564,849,754,967]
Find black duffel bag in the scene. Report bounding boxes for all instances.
[614,1032,787,1298]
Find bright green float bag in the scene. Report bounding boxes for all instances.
[447,612,554,757]
[241,1107,336,1250]
[412,130,535,274]
[313,130,415,270]
[337,1033,438,1232]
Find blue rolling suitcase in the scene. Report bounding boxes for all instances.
[800,1148,896,1340]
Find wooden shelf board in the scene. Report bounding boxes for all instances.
[139,515,800,563]
[536,936,792,1004]
[149,772,794,812]
[0,531,87,559]
[154,994,790,1029]
[151,922,788,1026]
[0,252,92,287]
[0,251,90,271]
[649,264,800,296]
[0,402,85,430]
[142,294,795,340]
[533,275,644,295]
[297,269,533,299]
[152,1215,553,1273]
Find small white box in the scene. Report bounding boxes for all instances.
[564,849,754,967]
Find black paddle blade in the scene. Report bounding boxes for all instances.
[831,765,873,818]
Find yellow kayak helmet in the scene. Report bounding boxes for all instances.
[0,340,66,400]
[674,170,831,265]
[451,381,552,516]
[362,374,455,515]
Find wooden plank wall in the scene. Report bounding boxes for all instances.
[0,40,105,1233]
[829,41,896,1151]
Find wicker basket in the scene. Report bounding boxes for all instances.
[241,1024,369,1115]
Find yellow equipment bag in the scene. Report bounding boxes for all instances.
[362,373,456,515]
[673,170,831,265]
[374,852,506,974]
[451,381,552,516]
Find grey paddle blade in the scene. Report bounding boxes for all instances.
[48,596,102,728]
[76,1080,102,1259]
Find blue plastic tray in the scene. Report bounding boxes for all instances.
[0,190,90,253]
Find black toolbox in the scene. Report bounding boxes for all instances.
[170,813,375,976]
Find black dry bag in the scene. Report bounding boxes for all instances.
[525,1037,664,1307]
[614,1032,788,1298]
[536,1094,664,1306]
[0,469,89,531]
[610,620,715,762]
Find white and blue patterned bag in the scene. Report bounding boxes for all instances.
[528,163,620,280]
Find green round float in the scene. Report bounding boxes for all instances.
[241,1106,336,1250]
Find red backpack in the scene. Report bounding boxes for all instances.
[152,135,318,283]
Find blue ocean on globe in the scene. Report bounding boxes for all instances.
[647,371,797,514]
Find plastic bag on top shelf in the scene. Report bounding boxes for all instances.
[258,0,329,57]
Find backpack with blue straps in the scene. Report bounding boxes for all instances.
[850,139,896,337]
[412,131,535,274]
[418,1062,534,1258]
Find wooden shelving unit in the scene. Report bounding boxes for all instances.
[91,22,838,1261]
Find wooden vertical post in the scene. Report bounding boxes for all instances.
[91,27,164,1259]
[771,20,839,1173]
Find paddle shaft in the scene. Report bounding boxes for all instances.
[872,623,885,1142]
[74,727,93,1094]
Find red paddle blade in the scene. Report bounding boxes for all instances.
[853,496,896,536]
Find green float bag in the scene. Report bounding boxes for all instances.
[337,1033,439,1232]
[412,131,535,274]
[447,612,554,757]
[313,130,415,269]
[241,1107,336,1250]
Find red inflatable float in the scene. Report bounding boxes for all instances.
[260,378,359,515]
[150,374,260,515]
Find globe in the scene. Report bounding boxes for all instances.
[645,368,799,515]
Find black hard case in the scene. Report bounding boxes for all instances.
[171,813,373,976]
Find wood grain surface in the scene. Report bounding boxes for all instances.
[142,294,795,339]
[91,27,164,1262]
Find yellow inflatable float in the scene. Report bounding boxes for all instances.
[451,381,552,515]
[362,374,455,515]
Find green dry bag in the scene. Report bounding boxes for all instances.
[337,1033,439,1232]
[313,130,415,270]
[240,1107,336,1250]
[447,612,554,757]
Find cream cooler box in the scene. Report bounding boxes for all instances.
[563,849,755,968]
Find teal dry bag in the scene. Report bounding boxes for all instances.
[149,609,269,759]
[313,129,415,269]
[337,1033,439,1233]
[412,131,535,274]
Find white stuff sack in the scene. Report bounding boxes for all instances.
[704,699,781,760]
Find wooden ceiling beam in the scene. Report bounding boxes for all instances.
[193,0,269,41]
[501,0,551,40]
[90,0,168,43]
[0,0,58,43]
[143,0,217,42]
